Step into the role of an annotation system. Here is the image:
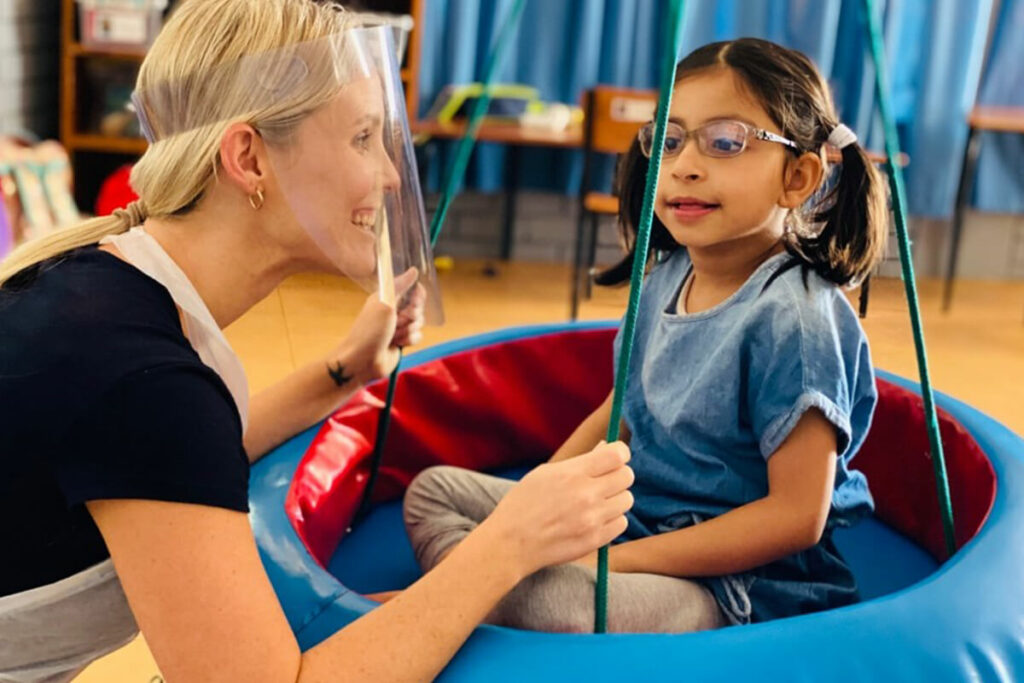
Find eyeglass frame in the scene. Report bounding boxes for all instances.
[637,119,802,159]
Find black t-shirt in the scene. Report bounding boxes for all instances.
[0,248,250,596]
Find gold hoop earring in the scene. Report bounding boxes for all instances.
[248,187,265,211]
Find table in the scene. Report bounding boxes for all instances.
[411,119,583,260]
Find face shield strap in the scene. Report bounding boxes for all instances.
[130,32,375,143]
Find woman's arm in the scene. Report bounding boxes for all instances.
[599,409,836,577]
[549,389,630,463]
[243,347,369,461]
[244,273,425,462]
[87,442,633,683]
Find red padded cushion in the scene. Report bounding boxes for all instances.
[95,165,137,216]
[286,328,996,567]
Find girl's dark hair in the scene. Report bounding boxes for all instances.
[596,38,888,289]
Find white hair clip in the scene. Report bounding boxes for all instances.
[828,123,858,149]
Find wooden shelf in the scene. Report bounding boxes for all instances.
[66,133,147,156]
[968,106,1024,134]
[68,42,146,60]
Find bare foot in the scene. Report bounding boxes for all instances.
[364,590,402,603]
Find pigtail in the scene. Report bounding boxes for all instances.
[593,136,679,287]
[796,141,889,287]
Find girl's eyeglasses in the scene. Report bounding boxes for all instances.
[638,119,800,159]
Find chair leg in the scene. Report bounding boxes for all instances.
[584,211,600,300]
[859,274,871,319]
[569,206,588,320]
[944,126,982,312]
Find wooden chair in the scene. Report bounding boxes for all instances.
[570,86,657,319]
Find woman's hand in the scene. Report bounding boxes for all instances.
[478,441,634,577]
[332,267,426,386]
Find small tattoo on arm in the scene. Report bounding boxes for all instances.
[327,362,354,387]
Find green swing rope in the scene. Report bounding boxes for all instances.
[594,0,687,634]
[861,0,956,556]
[354,0,528,528]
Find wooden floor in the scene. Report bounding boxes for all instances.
[228,260,1024,434]
[75,260,1024,682]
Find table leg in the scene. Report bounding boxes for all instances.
[500,146,520,261]
[570,203,587,320]
[943,126,982,312]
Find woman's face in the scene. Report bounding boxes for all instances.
[268,75,401,280]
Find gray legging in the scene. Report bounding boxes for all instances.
[403,465,726,634]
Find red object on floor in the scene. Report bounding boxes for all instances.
[286,328,996,568]
[94,165,137,216]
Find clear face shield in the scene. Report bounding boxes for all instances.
[132,26,443,324]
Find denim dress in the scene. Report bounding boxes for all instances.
[612,248,877,625]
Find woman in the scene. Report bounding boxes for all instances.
[0,1,634,681]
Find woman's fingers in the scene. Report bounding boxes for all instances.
[397,283,426,314]
[596,515,629,548]
[597,465,635,499]
[599,490,634,523]
[576,441,630,477]
[393,319,424,347]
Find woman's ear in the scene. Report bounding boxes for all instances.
[219,123,267,195]
[779,151,824,209]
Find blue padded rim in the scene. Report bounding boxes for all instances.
[250,322,1024,682]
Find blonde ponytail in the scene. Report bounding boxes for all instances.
[0,0,349,288]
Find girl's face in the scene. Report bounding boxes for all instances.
[653,68,797,251]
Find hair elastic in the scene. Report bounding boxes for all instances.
[828,123,858,149]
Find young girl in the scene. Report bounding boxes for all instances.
[404,37,886,633]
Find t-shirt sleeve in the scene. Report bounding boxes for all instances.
[47,363,250,511]
[748,283,878,461]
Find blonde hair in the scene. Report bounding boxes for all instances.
[0,0,350,286]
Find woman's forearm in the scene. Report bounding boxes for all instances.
[298,518,523,683]
[243,351,364,462]
[609,495,822,578]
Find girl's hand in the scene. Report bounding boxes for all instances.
[331,268,425,386]
[479,441,634,577]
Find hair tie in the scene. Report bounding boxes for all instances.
[113,200,147,228]
[828,123,858,149]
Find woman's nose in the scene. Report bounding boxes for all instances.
[381,153,401,194]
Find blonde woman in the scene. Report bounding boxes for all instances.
[0,1,634,681]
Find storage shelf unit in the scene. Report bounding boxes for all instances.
[60,0,424,210]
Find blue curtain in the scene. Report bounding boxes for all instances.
[975,0,1024,213]
[417,0,1012,217]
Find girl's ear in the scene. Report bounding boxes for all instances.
[779,151,824,209]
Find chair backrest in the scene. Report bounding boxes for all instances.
[582,86,658,156]
[579,86,657,198]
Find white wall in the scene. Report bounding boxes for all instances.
[0,0,60,140]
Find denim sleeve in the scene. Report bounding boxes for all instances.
[749,280,874,460]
